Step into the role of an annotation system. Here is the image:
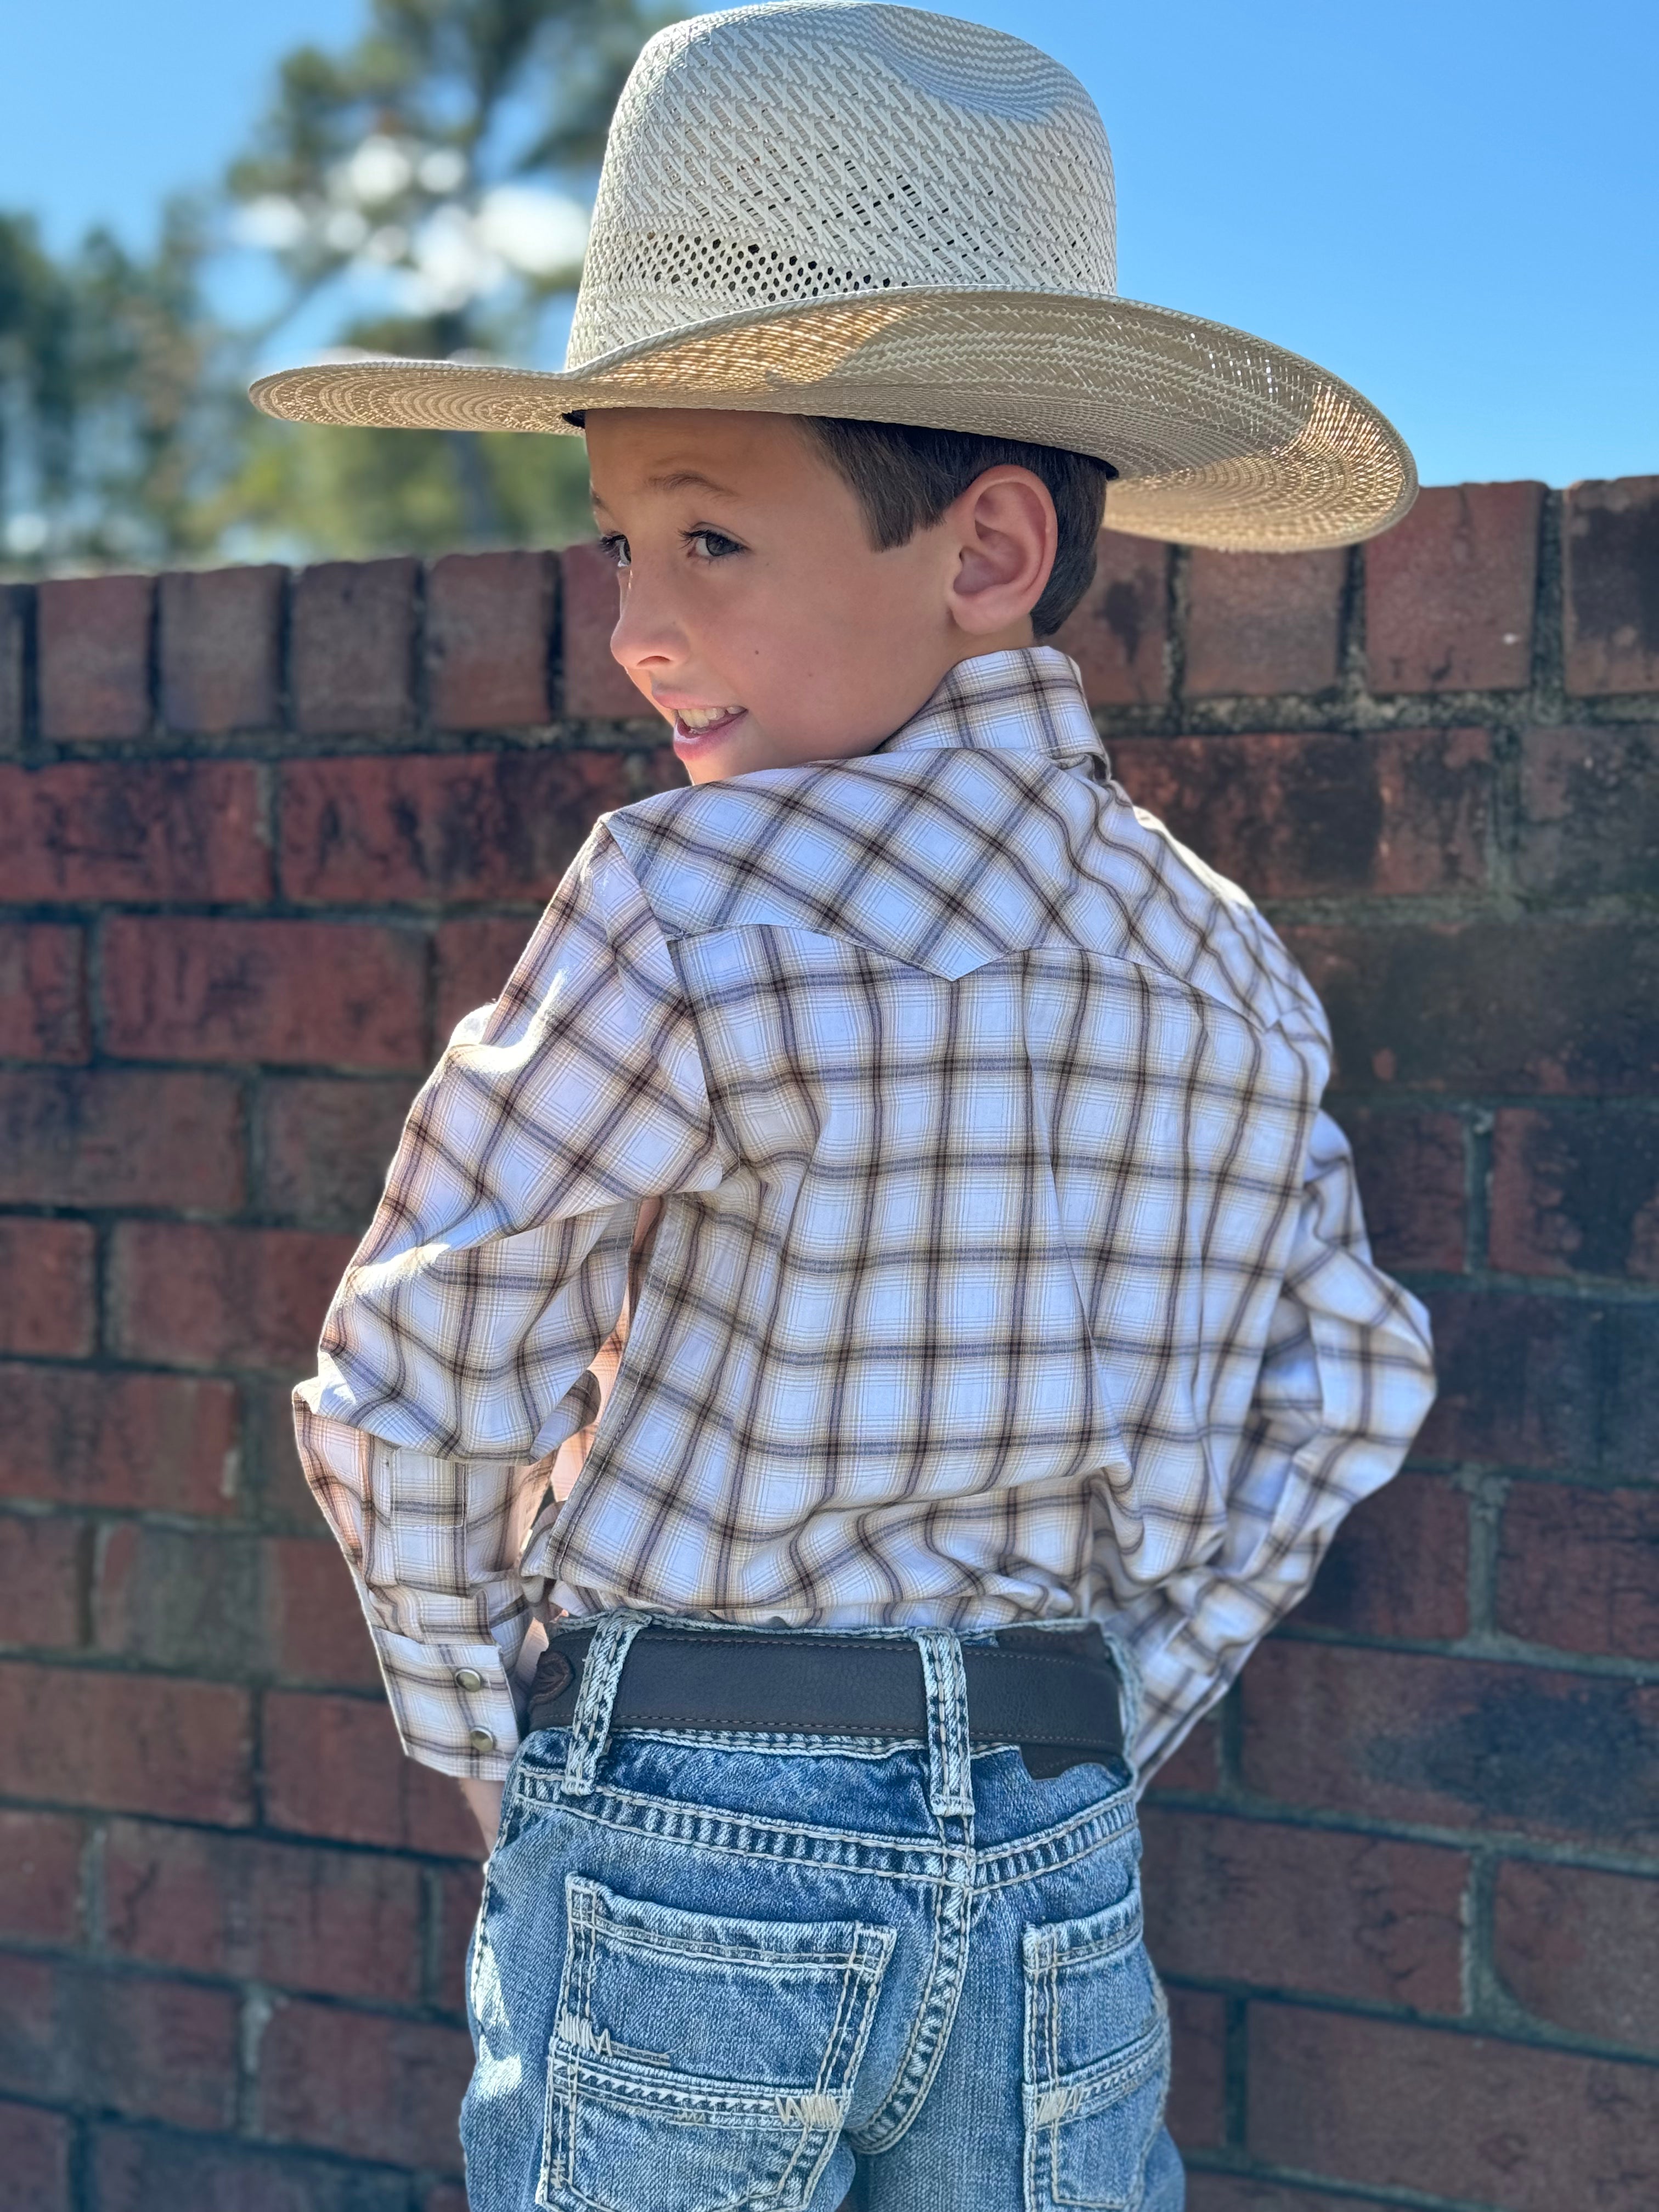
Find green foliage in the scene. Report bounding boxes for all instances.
[0,0,674,573]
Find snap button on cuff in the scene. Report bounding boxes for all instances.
[466,1726,495,1751]
[454,1667,485,1691]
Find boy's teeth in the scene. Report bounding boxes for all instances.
[678,705,742,731]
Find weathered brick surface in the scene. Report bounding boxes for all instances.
[1184,546,1346,698]
[3,482,1657,2209]
[427,549,556,729]
[158,565,285,734]
[38,574,153,740]
[1495,1482,1659,1661]
[0,1219,94,1357]
[1365,480,1543,692]
[0,1067,243,1210]
[1050,530,1168,706]
[1563,475,1659,695]
[1489,1105,1659,1281]
[0,1366,240,1514]
[279,748,629,904]
[110,1221,354,1371]
[1143,1809,1468,2010]
[0,922,87,1062]
[291,558,418,735]
[0,759,270,902]
[1115,726,1490,899]
[1248,2003,1659,2208]
[1492,1858,1659,2052]
[101,915,427,1069]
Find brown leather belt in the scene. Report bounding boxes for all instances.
[524,1622,1125,1780]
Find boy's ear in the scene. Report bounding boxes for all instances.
[946,466,1058,638]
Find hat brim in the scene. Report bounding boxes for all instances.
[249,287,1415,553]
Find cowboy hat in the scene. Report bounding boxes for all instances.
[250,1,1415,552]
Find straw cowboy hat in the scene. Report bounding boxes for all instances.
[250,1,1415,551]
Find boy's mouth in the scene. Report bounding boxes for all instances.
[670,703,746,751]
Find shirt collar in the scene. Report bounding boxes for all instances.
[878,646,1102,769]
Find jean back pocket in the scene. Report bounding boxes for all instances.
[539,1875,893,2212]
[1022,1879,1170,2211]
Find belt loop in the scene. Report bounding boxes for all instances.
[914,1629,974,1821]
[559,1611,647,1798]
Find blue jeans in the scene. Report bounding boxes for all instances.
[462,1616,1185,2212]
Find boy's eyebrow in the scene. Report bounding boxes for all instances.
[590,469,740,515]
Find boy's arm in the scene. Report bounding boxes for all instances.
[1118,1106,1437,1783]
[292,828,726,1781]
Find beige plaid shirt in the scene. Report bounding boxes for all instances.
[295,646,1435,1781]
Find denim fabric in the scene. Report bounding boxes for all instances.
[462,1618,1184,2212]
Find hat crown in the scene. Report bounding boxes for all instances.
[567,1,1118,369]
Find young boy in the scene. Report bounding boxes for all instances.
[259,8,1436,2208]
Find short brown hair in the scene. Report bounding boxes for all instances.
[802,418,1113,637]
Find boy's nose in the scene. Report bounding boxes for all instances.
[608,571,685,686]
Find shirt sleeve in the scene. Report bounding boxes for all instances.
[1117,1105,1438,1783]
[292,827,727,1779]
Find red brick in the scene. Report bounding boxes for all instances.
[93,1523,263,1674]
[0,585,27,758]
[1050,530,1168,706]
[1412,1288,1601,1472]
[37,573,153,740]
[1365,480,1542,693]
[1146,1714,1220,1796]
[0,758,270,901]
[0,1365,240,1515]
[0,1068,244,1210]
[433,915,537,1040]
[1164,1986,1226,2152]
[0,1661,252,1823]
[264,1537,380,1688]
[0,1809,84,1943]
[1142,1809,1467,2010]
[1249,2002,1659,2208]
[1333,1106,1467,1272]
[1111,727,1489,899]
[110,1221,354,1372]
[103,1819,422,2002]
[1286,920,1659,1096]
[560,538,648,718]
[279,748,628,904]
[0,2100,70,2212]
[1239,1640,1659,1853]
[433,1860,483,2012]
[258,1997,471,2167]
[263,1691,481,1857]
[1183,546,1346,698]
[421,2189,471,2212]
[0,1515,83,1649]
[1187,2181,1378,2212]
[94,2130,410,2212]
[101,915,427,1069]
[291,557,418,736]
[0,1220,94,1357]
[1491,1106,1659,1282]
[1496,1482,1659,1661]
[427,549,556,729]
[1517,725,1659,899]
[248,1376,325,1530]
[0,922,86,1062]
[1604,1306,1659,1479]
[0,1957,238,2128]
[1296,1472,1470,1641]
[1493,1859,1659,2052]
[258,1075,416,1228]
[1564,475,1659,696]
[158,563,284,733]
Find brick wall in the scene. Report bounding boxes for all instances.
[0,478,1655,2209]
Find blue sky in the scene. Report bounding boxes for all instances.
[2,0,1654,489]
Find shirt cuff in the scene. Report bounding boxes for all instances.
[367,1624,523,1780]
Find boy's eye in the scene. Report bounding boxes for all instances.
[686,528,743,560]
[598,533,630,568]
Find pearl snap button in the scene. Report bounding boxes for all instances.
[454,1667,485,1691]
[466,1726,495,1751]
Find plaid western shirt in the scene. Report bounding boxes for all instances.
[295,646,1436,1782]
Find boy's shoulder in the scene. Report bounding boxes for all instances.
[598,746,1325,1046]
